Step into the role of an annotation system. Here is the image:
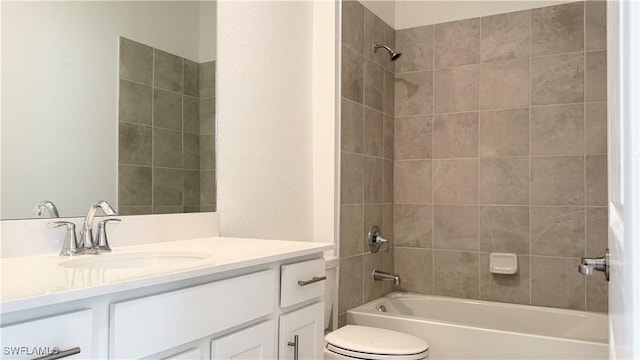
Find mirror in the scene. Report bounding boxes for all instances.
[1,1,217,220]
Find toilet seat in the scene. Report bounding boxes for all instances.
[325,325,429,360]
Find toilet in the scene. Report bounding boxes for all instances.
[323,258,429,359]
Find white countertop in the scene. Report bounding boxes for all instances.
[0,237,333,314]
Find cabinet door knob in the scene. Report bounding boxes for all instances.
[287,334,299,360]
[32,347,81,360]
[297,276,326,287]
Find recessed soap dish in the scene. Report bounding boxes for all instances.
[489,253,518,275]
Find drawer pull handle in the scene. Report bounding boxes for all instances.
[297,276,326,286]
[32,347,81,360]
[287,334,299,360]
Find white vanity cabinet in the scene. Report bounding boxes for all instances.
[210,320,276,359]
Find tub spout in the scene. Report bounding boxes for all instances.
[372,269,401,285]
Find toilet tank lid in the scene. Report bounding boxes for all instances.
[325,325,429,356]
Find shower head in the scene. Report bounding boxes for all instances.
[373,42,402,61]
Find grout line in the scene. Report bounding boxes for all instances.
[583,0,588,310]
[528,8,533,306]
[431,28,436,295]
[151,49,156,210]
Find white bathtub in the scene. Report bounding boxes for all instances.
[347,292,608,359]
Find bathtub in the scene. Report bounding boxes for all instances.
[347,292,608,359]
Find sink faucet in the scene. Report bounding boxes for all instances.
[33,200,60,218]
[79,200,118,252]
[372,269,401,285]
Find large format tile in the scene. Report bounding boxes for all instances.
[341,152,364,204]
[342,99,364,154]
[585,1,607,51]
[383,70,395,116]
[119,123,152,166]
[531,156,585,205]
[587,275,608,312]
[480,10,530,62]
[395,25,434,73]
[199,61,215,98]
[586,102,607,154]
[394,160,432,204]
[365,9,387,67]
[395,248,434,294]
[479,158,529,205]
[586,155,608,206]
[339,255,364,313]
[434,65,479,114]
[479,109,529,157]
[340,205,364,258]
[154,89,182,131]
[434,250,479,299]
[433,159,478,204]
[183,59,199,97]
[531,53,584,106]
[394,205,433,248]
[395,71,433,116]
[119,80,152,125]
[383,159,394,204]
[479,206,529,253]
[154,49,183,93]
[364,205,384,245]
[153,168,183,206]
[183,170,200,206]
[480,254,530,304]
[199,98,215,134]
[531,2,584,56]
[200,134,215,170]
[586,207,608,257]
[119,165,152,206]
[530,104,584,155]
[154,128,182,168]
[383,115,394,160]
[395,116,432,160]
[364,157,384,203]
[364,253,385,302]
[531,256,585,310]
[530,206,585,257]
[183,96,199,134]
[119,37,152,85]
[479,59,529,110]
[434,205,479,251]
[364,109,383,157]
[342,0,365,54]
[200,170,216,206]
[342,46,364,104]
[365,60,384,111]
[586,51,607,102]
[435,18,480,68]
[433,112,478,158]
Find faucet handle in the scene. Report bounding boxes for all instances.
[48,221,81,256]
[368,225,389,253]
[96,218,121,253]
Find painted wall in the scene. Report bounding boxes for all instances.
[1,1,215,219]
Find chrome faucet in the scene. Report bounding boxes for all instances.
[578,249,609,281]
[33,200,60,218]
[372,269,401,285]
[79,200,118,252]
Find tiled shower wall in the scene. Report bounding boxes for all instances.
[118,38,216,215]
[340,0,609,320]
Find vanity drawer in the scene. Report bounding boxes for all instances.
[109,269,275,359]
[280,259,325,308]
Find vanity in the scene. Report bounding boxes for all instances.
[1,215,333,359]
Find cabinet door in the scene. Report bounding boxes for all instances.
[164,348,202,360]
[278,302,323,360]
[211,320,276,359]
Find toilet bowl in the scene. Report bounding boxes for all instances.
[323,258,429,359]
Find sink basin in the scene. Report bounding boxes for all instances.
[59,251,211,270]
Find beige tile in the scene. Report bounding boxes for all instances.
[198,61,215,98]
[199,134,215,170]
[434,205,479,251]
[587,276,608,312]
[382,246,396,295]
[586,51,607,102]
[364,109,383,157]
[383,70,395,116]
[433,159,478,204]
[531,2,584,56]
[394,205,433,248]
[479,158,529,205]
[364,156,384,204]
[480,254,530,305]
[183,170,200,206]
[395,71,433,116]
[383,204,394,242]
[395,25,434,73]
[341,99,364,154]
[341,152,363,204]
[531,53,584,106]
[531,104,585,155]
[586,207,608,257]
[342,45,364,104]
[586,1,607,51]
[531,156,585,205]
[433,112,478,159]
[435,18,480,68]
[480,59,529,110]
[394,160,432,204]
[339,255,364,313]
[531,256,585,310]
[342,0,364,54]
[183,133,200,170]
[200,171,215,206]
[119,123,152,166]
[119,80,152,125]
[183,59,199,97]
[364,205,384,250]
[154,128,182,168]
[154,49,183,93]
[364,252,385,302]
[479,109,529,157]
[154,89,182,131]
[434,250,479,299]
[119,37,152,85]
[364,9,387,67]
[199,98,215,134]
[365,60,384,111]
[480,206,529,253]
[531,206,585,257]
[119,165,152,206]
[395,116,433,160]
[153,168,183,206]
[383,115,394,159]
[395,248,433,294]
[341,205,364,258]
[480,10,530,62]
[383,159,394,204]
[183,96,199,134]
[586,155,608,206]
[384,23,396,73]
[434,65,479,114]
[586,102,607,154]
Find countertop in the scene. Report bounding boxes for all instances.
[1,237,333,314]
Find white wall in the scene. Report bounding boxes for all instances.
[1,1,214,219]
[217,1,320,241]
